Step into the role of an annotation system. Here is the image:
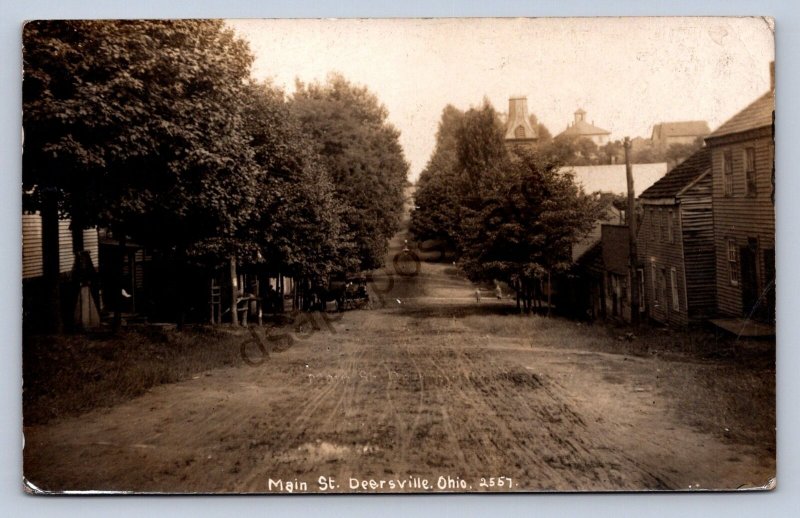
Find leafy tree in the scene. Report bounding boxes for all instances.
[414,99,600,314]
[458,148,601,312]
[411,105,465,252]
[23,20,259,328]
[551,136,600,166]
[597,140,625,165]
[238,82,349,281]
[455,98,507,187]
[290,74,409,271]
[631,137,703,165]
[412,100,508,256]
[528,114,552,143]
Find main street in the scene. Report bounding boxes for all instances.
[24,217,774,493]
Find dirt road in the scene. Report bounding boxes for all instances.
[23,225,775,493]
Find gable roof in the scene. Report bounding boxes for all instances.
[558,119,611,138]
[639,148,710,199]
[652,121,710,140]
[706,91,774,140]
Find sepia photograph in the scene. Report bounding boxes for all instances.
[21,17,775,494]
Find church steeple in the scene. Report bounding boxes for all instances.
[504,96,538,146]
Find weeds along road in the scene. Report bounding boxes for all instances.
[23,223,775,493]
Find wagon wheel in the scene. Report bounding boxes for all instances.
[393,249,421,277]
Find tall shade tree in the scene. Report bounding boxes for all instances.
[455,98,508,189]
[458,148,601,312]
[290,74,409,271]
[410,104,465,253]
[411,100,508,256]
[413,99,600,313]
[23,20,258,328]
[238,82,349,282]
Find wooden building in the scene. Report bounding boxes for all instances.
[638,148,715,327]
[22,213,101,330]
[22,213,99,280]
[650,121,710,149]
[556,223,644,323]
[600,224,638,321]
[705,81,775,323]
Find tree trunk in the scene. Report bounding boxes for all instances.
[71,220,84,254]
[112,235,127,333]
[230,255,239,326]
[546,270,552,317]
[41,187,62,333]
[176,247,186,330]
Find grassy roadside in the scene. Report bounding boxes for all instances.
[23,325,256,426]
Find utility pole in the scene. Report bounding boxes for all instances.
[624,137,640,324]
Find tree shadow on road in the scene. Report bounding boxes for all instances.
[397,303,522,320]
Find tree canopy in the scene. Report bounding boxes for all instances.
[23,20,259,254]
[236,82,349,280]
[410,104,465,251]
[412,99,602,311]
[23,21,410,327]
[290,74,409,271]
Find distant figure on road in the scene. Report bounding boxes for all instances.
[495,285,502,299]
[475,288,481,303]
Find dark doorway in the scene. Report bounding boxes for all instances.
[739,240,759,317]
[763,249,776,323]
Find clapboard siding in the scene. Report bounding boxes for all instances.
[22,214,43,279]
[710,136,775,317]
[22,213,100,280]
[637,204,688,327]
[678,175,716,319]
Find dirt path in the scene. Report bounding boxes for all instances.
[23,222,775,493]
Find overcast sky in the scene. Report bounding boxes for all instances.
[227,17,774,181]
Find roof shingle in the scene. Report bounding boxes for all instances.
[639,148,710,199]
[707,91,774,139]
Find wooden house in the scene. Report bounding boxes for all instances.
[600,224,638,321]
[638,148,715,327]
[22,213,101,330]
[650,121,710,149]
[22,213,100,281]
[705,81,775,324]
[556,223,645,323]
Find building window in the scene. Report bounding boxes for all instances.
[723,149,734,196]
[658,268,667,309]
[637,268,646,312]
[651,263,657,303]
[649,209,655,240]
[670,267,680,311]
[727,239,740,286]
[659,209,666,242]
[667,209,675,243]
[745,147,757,196]
[515,125,525,139]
